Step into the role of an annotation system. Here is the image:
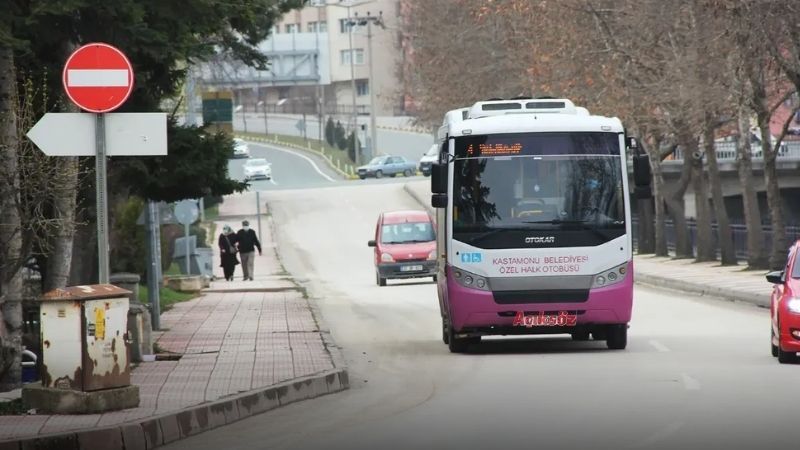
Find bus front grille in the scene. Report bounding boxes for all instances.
[492,290,590,304]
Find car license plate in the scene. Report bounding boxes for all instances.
[401,265,423,272]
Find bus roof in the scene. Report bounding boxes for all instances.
[440,99,624,138]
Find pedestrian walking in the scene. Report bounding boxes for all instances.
[236,220,262,281]
[218,225,239,281]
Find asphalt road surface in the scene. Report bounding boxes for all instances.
[165,171,800,450]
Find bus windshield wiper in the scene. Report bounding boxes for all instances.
[464,227,514,244]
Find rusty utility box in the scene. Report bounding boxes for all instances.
[38,285,132,391]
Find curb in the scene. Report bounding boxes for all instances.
[634,271,770,308]
[401,182,772,309]
[0,369,349,450]
[376,125,431,135]
[236,134,359,180]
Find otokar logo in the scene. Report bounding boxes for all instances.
[525,236,555,244]
[461,252,482,263]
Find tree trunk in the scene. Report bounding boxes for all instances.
[736,107,767,269]
[664,150,694,259]
[651,152,669,256]
[0,44,23,391]
[761,133,786,270]
[691,148,714,262]
[44,157,78,291]
[704,122,737,265]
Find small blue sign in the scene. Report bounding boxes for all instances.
[461,252,482,263]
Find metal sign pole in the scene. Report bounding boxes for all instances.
[184,222,191,275]
[146,200,161,330]
[95,113,110,284]
[256,191,263,242]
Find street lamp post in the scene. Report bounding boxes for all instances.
[349,11,384,160]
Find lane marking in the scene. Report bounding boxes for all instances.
[66,69,129,87]
[681,373,701,391]
[649,340,670,352]
[249,141,335,182]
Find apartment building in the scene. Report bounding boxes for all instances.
[199,0,404,118]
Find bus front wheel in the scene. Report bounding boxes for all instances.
[447,322,475,353]
[606,325,627,350]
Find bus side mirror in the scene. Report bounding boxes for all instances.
[431,163,447,194]
[632,154,652,199]
[432,194,448,208]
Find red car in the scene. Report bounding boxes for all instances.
[769,239,800,363]
[367,210,437,286]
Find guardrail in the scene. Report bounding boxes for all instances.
[669,141,800,162]
[631,217,800,259]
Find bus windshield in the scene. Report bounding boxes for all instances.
[452,132,625,247]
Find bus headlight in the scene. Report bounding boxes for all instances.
[452,268,489,291]
[381,252,394,263]
[592,263,628,288]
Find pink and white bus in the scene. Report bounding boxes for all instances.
[430,98,650,352]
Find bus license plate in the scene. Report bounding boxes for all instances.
[512,311,578,327]
[401,265,423,272]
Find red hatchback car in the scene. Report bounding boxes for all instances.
[367,210,437,286]
[769,240,800,363]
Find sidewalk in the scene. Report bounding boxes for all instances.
[0,194,347,449]
[401,180,772,307]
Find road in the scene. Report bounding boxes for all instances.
[233,113,435,163]
[167,145,799,450]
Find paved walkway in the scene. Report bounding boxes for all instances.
[402,180,773,307]
[0,194,344,447]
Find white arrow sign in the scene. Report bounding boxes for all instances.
[26,112,167,156]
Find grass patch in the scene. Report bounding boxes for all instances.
[138,284,198,312]
[0,399,24,416]
[238,131,357,174]
[163,262,183,276]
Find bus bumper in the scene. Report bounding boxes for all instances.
[445,265,633,334]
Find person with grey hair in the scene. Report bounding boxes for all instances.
[218,225,239,281]
[236,220,262,281]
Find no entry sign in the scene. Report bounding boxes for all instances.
[62,43,134,113]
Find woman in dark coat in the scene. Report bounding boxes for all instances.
[218,225,239,281]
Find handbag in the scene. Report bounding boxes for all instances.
[223,235,238,254]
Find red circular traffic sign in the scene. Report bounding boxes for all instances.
[62,43,134,113]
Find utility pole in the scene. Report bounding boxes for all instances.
[347,3,359,166]
[349,11,384,160]
[366,12,383,158]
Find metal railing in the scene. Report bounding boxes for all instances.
[670,141,800,162]
[631,216,800,260]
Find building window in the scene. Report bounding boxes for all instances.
[308,21,328,33]
[340,49,365,65]
[339,18,353,33]
[356,80,369,97]
[285,23,298,33]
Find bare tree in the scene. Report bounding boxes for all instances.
[0,43,24,391]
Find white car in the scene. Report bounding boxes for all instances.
[418,144,439,176]
[233,138,250,158]
[243,158,272,181]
